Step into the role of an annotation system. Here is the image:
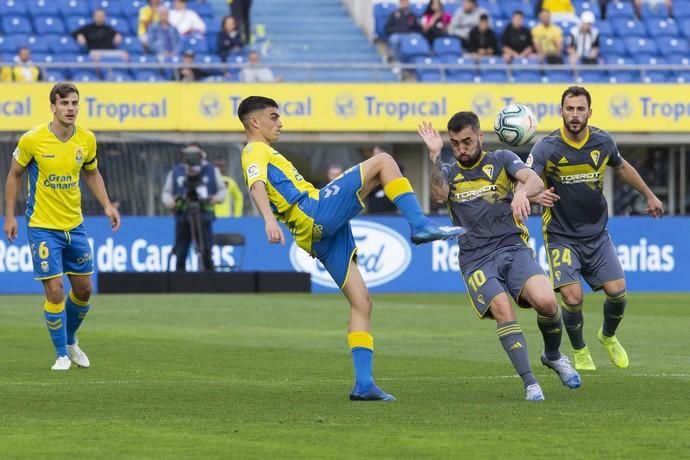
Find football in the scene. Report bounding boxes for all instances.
[493,104,538,147]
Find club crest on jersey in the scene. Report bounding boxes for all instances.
[555,270,561,281]
[40,261,49,272]
[75,148,83,164]
[590,150,600,165]
[482,164,494,179]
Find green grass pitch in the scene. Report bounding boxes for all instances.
[1,293,689,458]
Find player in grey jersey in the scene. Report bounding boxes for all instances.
[419,111,581,401]
[528,86,663,370]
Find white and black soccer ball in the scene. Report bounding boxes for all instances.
[493,104,538,147]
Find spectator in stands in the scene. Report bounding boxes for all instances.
[213,159,244,218]
[467,14,498,57]
[532,9,564,64]
[326,164,344,182]
[421,0,452,44]
[148,7,182,59]
[217,16,244,62]
[162,145,226,272]
[240,51,281,83]
[384,0,422,57]
[635,0,672,18]
[567,11,600,65]
[502,10,535,63]
[169,0,207,37]
[1,47,42,82]
[73,9,123,52]
[449,0,489,47]
[534,0,579,23]
[228,0,253,44]
[176,50,211,81]
[138,0,162,48]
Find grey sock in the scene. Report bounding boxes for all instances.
[561,301,586,350]
[537,309,563,361]
[603,291,627,337]
[497,321,537,388]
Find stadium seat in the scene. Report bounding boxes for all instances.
[134,69,165,82]
[28,0,60,17]
[656,37,689,57]
[397,33,431,62]
[672,1,690,19]
[107,16,131,35]
[120,0,144,16]
[502,1,532,19]
[479,1,504,19]
[478,56,508,82]
[414,56,444,82]
[604,55,640,81]
[511,57,541,81]
[0,36,16,54]
[640,2,669,18]
[106,70,133,81]
[58,0,91,18]
[65,16,90,34]
[609,72,639,83]
[574,1,602,18]
[26,35,54,53]
[432,36,462,57]
[71,69,99,81]
[442,55,476,80]
[577,69,609,82]
[373,3,397,39]
[0,0,28,16]
[409,3,426,18]
[543,69,575,82]
[644,19,679,37]
[198,54,223,75]
[90,0,123,17]
[2,16,34,35]
[182,36,209,54]
[187,1,214,19]
[600,36,626,56]
[49,35,82,54]
[44,69,68,82]
[612,19,647,38]
[596,20,613,37]
[119,36,144,54]
[624,37,658,56]
[606,1,635,19]
[33,16,67,35]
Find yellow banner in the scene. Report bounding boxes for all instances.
[1,83,689,132]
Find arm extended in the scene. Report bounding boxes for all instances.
[249,181,285,245]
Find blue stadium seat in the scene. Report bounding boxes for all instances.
[606,1,635,19]
[0,36,15,54]
[71,69,100,81]
[2,16,34,35]
[645,19,679,37]
[49,35,82,54]
[198,54,223,75]
[26,35,55,53]
[414,56,444,82]
[502,1,533,18]
[65,16,90,34]
[512,71,542,82]
[187,1,214,19]
[442,55,476,80]
[181,36,209,55]
[612,19,647,38]
[33,16,67,35]
[680,19,690,39]
[398,33,431,62]
[28,0,60,17]
[105,70,133,82]
[668,55,690,81]
[543,69,575,82]
[28,52,47,62]
[58,0,91,18]
[596,20,613,37]
[672,1,690,19]
[444,2,459,16]
[107,16,130,35]
[479,0,505,19]
[478,56,508,82]
[0,0,28,16]
[574,1,602,18]
[373,3,397,39]
[608,72,639,83]
[604,55,639,81]
[432,36,462,57]
[578,69,609,82]
[656,37,689,57]
[624,37,659,56]
[640,2,669,18]
[0,34,29,54]
[44,70,68,82]
[600,36,626,56]
[120,36,144,54]
[120,0,144,16]
[638,56,669,82]
[134,69,165,82]
[409,3,426,18]
[511,57,541,81]
[90,0,123,17]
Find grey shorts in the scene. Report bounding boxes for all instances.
[544,231,624,291]
[461,245,547,319]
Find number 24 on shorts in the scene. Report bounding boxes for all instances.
[550,248,572,267]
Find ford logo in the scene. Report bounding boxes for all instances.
[289,220,411,288]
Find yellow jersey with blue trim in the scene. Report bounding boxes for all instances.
[12,122,98,231]
[242,141,319,252]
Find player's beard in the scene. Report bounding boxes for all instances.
[458,142,482,167]
[563,115,588,136]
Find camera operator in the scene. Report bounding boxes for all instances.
[161,145,226,271]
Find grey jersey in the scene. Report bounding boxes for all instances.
[441,149,530,268]
[528,126,623,240]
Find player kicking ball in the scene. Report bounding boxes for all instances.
[238,96,466,401]
[418,112,580,401]
[4,82,121,370]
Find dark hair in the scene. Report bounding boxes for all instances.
[479,13,489,21]
[447,111,480,133]
[237,96,279,126]
[424,0,443,16]
[49,82,79,104]
[561,85,592,108]
[512,10,524,17]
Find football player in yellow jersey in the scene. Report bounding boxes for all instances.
[238,96,466,401]
[3,83,121,371]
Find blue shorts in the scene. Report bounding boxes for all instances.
[462,245,546,318]
[26,224,94,280]
[545,231,624,291]
[311,164,366,289]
